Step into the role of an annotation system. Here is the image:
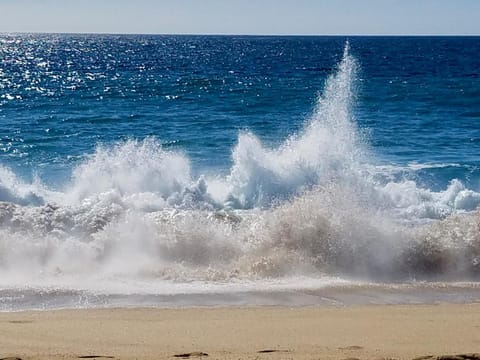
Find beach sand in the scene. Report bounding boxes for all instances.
[0,304,479,360]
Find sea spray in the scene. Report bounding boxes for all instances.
[0,42,480,298]
[220,41,363,208]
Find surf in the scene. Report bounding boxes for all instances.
[0,42,479,306]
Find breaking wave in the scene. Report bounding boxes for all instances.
[1,42,480,295]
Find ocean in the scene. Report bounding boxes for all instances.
[0,34,480,310]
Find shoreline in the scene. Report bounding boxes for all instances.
[2,281,480,311]
[1,303,479,359]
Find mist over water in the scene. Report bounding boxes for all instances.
[1,37,480,309]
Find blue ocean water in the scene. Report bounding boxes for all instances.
[1,35,479,185]
[1,34,480,309]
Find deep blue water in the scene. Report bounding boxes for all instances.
[1,35,479,190]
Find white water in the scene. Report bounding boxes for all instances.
[1,43,480,309]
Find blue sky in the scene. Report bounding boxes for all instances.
[0,0,479,35]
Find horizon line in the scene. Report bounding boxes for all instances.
[1,31,479,37]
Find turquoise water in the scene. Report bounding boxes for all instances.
[0,35,480,309]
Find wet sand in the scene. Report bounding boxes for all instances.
[0,304,479,360]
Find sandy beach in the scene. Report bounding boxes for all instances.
[0,304,479,360]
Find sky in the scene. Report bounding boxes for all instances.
[0,0,479,35]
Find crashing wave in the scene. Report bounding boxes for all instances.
[0,42,479,291]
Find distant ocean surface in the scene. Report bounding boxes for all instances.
[1,34,480,310]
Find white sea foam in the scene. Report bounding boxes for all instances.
[0,42,480,301]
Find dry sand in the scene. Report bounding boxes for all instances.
[0,304,479,360]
